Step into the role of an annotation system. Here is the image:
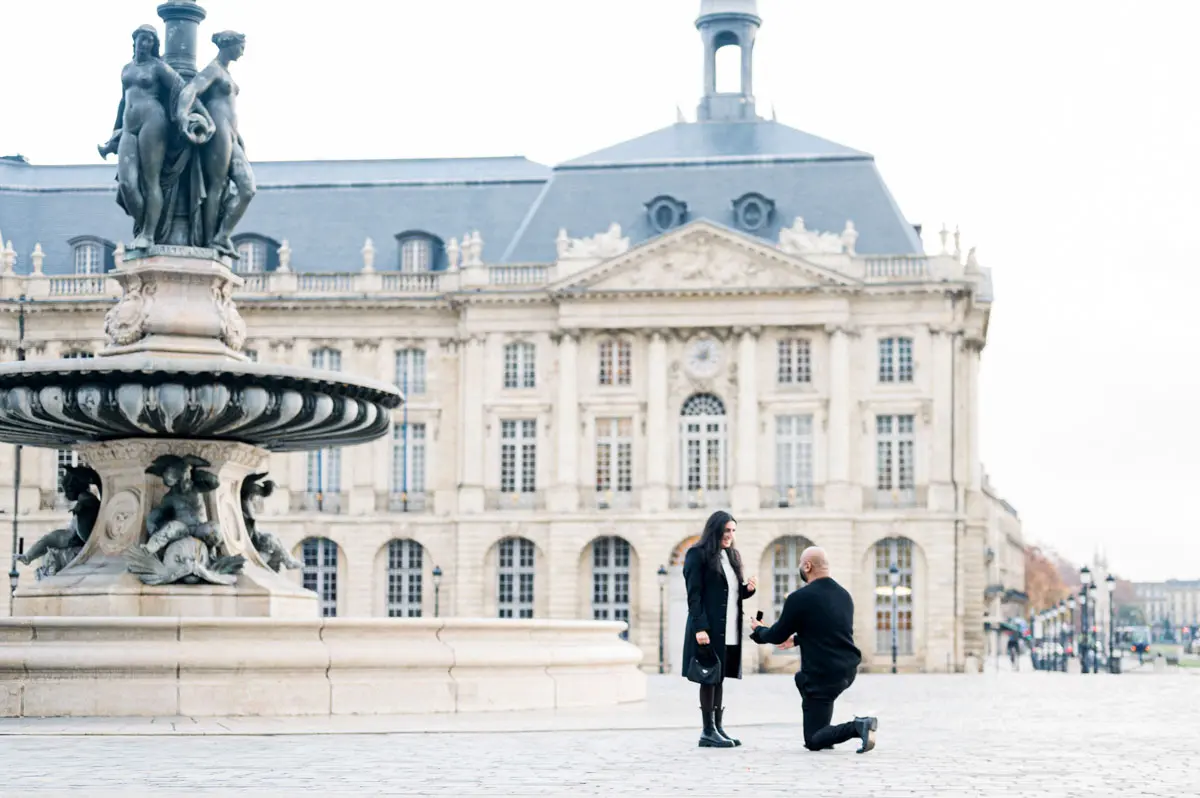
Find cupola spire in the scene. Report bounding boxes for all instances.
[696,0,762,122]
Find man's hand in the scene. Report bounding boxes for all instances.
[777,636,797,650]
[749,615,763,630]
[695,631,710,645]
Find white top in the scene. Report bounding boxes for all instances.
[720,549,739,642]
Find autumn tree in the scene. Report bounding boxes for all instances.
[1025,546,1070,611]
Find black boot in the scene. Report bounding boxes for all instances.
[699,708,734,748]
[713,707,741,746]
[853,716,878,754]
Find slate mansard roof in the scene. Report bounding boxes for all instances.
[0,119,923,275]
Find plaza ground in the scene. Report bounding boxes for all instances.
[2,668,1196,796]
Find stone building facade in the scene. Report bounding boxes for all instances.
[0,1,1020,672]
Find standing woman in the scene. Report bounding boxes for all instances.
[682,510,757,748]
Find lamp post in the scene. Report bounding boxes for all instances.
[1067,594,1076,669]
[1059,601,1069,672]
[7,294,27,613]
[1105,573,1117,674]
[1080,566,1092,674]
[888,563,901,674]
[431,565,442,618]
[657,565,668,675]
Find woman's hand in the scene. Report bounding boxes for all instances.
[746,576,757,593]
[695,630,710,645]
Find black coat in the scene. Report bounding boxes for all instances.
[681,546,755,680]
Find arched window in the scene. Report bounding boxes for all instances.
[874,537,915,655]
[680,393,727,496]
[68,236,114,274]
[770,536,814,617]
[597,338,632,386]
[497,537,535,618]
[645,195,688,234]
[386,539,423,617]
[713,32,742,93]
[591,536,632,639]
[395,232,444,272]
[302,537,339,617]
[231,234,278,274]
[732,192,776,233]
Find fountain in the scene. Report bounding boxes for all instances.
[0,1,644,717]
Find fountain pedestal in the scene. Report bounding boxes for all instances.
[13,439,316,618]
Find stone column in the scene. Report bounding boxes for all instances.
[731,326,760,512]
[549,331,580,512]
[824,324,858,511]
[966,337,984,491]
[642,330,670,512]
[928,327,956,511]
[458,334,485,513]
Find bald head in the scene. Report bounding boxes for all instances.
[799,546,830,582]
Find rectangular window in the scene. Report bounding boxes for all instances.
[391,422,427,497]
[774,415,814,504]
[243,349,258,363]
[878,337,914,383]
[500,419,537,493]
[503,342,536,389]
[776,338,812,385]
[306,448,342,494]
[311,347,342,372]
[395,348,427,395]
[74,243,102,275]
[598,339,632,386]
[595,417,633,495]
[875,415,915,492]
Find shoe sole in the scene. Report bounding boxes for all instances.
[698,739,735,748]
[857,718,878,754]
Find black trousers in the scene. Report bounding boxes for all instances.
[794,671,858,751]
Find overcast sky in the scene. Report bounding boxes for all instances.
[2,1,1197,582]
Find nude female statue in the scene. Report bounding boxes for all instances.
[98,26,211,250]
[177,31,256,258]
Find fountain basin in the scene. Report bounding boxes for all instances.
[0,617,647,717]
[0,355,401,451]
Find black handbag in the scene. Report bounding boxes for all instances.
[686,644,723,685]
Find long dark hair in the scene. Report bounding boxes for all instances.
[691,510,744,581]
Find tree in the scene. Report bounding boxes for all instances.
[1025,546,1070,611]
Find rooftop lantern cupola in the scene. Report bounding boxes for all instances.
[696,0,762,122]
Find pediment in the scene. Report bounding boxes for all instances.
[552,221,858,295]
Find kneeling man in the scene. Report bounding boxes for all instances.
[749,546,877,753]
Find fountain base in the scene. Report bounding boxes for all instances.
[0,617,646,717]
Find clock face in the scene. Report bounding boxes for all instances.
[686,338,721,378]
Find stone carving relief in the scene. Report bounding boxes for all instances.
[778,217,858,256]
[592,237,806,292]
[557,224,631,260]
[101,489,143,556]
[82,439,267,470]
[125,454,246,586]
[16,466,102,579]
[213,279,247,351]
[103,274,156,346]
[240,473,301,572]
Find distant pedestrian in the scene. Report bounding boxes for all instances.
[681,511,757,749]
[749,546,877,753]
[1007,633,1020,670]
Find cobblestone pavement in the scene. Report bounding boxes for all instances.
[2,671,1196,796]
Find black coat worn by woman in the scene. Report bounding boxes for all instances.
[681,545,755,681]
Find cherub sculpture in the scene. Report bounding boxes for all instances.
[17,465,102,579]
[125,454,245,585]
[240,473,300,572]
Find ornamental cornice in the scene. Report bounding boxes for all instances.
[822,323,861,338]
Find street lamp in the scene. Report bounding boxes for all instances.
[431,565,443,618]
[657,565,668,674]
[1079,566,1092,674]
[7,294,27,614]
[888,563,901,674]
[1105,574,1117,674]
[1059,601,1069,672]
[1067,594,1076,667]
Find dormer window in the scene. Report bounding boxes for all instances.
[395,232,445,272]
[732,192,775,233]
[230,234,279,274]
[646,195,688,234]
[68,236,114,274]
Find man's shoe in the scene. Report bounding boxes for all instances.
[853,716,877,753]
[713,707,741,746]
[699,709,734,748]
